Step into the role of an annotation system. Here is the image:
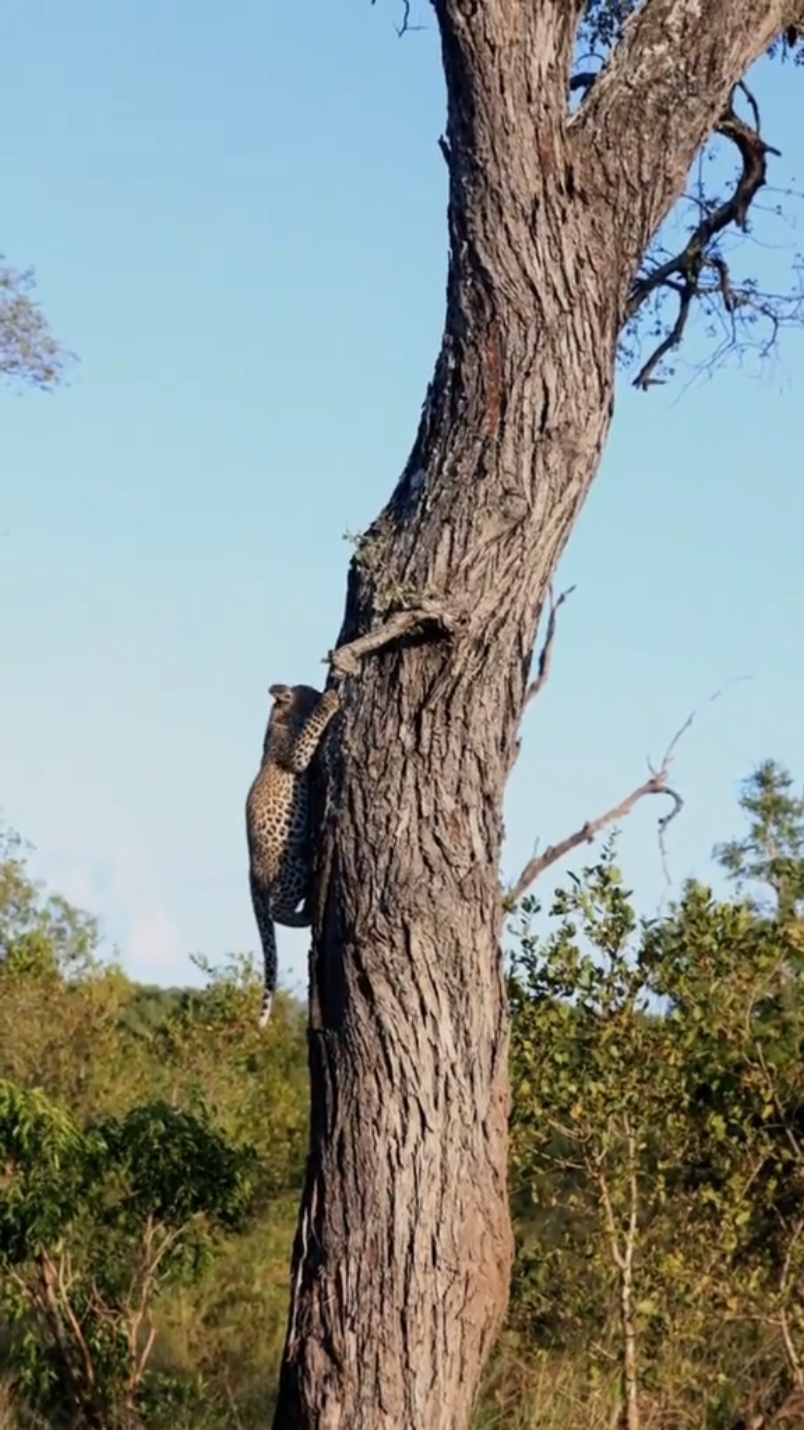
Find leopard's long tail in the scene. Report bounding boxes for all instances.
[249,872,277,1028]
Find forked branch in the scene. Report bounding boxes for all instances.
[627,88,783,389]
[508,686,747,904]
[508,755,682,905]
[572,0,797,234]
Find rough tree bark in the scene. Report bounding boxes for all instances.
[272,3,803,1427]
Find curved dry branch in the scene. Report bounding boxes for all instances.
[508,683,750,905]
[508,763,683,905]
[371,0,424,36]
[627,90,783,389]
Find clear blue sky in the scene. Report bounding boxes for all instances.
[1,1,803,996]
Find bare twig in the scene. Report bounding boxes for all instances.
[370,0,424,36]
[593,1153,626,1275]
[524,584,576,706]
[623,1126,641,1430]
[737,79,762,135]
[590,1127,643,1430]
[509,680,751,905]
[508,765,682,905]
[37,1254,81,1393]
[56,1251,96,1393]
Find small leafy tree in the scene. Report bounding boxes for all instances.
[0,823,314,1426]
[510,848,696,1430]
[714,761,804,922]
[509,844,804,1430]
[0,822,154,1119]
[0,260,66,390]
[0,823,98,979]
[0,1082,257,1430]
[652,885,804,1415]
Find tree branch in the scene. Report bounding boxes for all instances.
[524,584,576,706]
[376,0,427,38]
[507,761,683,906]
[627,91,782,388]
[631,272,698,390]
[569,70,599,95]
[326,598,460,678]
[571,0,803,275]
[509,681,752,904]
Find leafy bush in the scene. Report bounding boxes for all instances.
[0,1083,257,1430]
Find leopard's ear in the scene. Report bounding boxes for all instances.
[268,683,291,702]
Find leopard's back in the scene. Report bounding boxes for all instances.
[246,735,312,908]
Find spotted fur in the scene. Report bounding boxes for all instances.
[245,683,340,1026]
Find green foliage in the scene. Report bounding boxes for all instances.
[0,1083,99,1260]
[6,767,804,1430]
[0,825,152,1121]
[0,824,306,1429]
[509,840,804,1429]
[150,954,309,1204]
[0,825,99,978]
[0,261,68,391]
[0,1082,257,1429]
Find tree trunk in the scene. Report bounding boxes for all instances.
[271,3,799,1426]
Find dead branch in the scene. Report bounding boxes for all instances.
[628,88,782,390]
[525,584,576,706]
[629,94,778,316]
[327,597,460,678]
[708,254,738,313]
[508,764,682,906]
[508,681,751,905]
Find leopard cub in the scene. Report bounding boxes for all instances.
[245,683,340,1026]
